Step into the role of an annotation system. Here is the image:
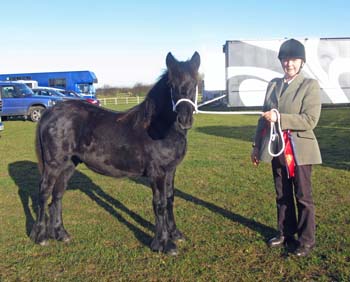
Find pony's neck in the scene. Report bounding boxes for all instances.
[146,73,178,139]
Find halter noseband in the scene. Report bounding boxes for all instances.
[171,87,198,113]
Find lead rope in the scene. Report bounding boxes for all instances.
[267,108,285,157]
[171,88,285,157]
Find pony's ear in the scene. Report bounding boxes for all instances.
[190,51,201,71]
[166,52,177,71]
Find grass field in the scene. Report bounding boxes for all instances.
[0,105,349,281]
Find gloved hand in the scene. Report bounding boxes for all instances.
[251,147,260,166]
[262,110,277,122]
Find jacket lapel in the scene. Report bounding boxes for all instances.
[276,78,285,98]
[271,78,284,108]
[281,74,305,101]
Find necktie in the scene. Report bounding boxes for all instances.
[280,81,288,96]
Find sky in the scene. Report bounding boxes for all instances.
[1,0,350,88]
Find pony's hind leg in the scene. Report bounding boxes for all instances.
[30,170,59,246]
[48,163,76,242]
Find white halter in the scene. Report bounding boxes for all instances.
[171,87,198,113]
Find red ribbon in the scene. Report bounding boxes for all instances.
[283,130,295,178]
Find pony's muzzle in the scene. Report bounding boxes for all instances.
[176,104,194,129]
[177,116,193,130]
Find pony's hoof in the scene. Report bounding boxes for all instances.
[151,238,178,255]
[39,240,49,246]
[175,237,185,243]
[30,223,48,245]
[171,229,185,242]
[164,240,178,256]
[61,235,71,243]
[150,238,162,252]
[166,246,179,256]
[56,230,71,243]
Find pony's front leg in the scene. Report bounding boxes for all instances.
[48,196,70,242]
[150,175,178,255]
[165,168,184,242]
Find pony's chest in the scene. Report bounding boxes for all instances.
[147,134,187,164]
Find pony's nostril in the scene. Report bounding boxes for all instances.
[177,115,182,124]
[176,114,193,130]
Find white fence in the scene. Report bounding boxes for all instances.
[98,96,145,106]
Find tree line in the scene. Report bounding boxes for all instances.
[96,83,152,97]
[96,74,204,98]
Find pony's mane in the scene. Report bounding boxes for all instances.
[116,72,169,129]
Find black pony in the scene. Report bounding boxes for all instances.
[30,52,200,255]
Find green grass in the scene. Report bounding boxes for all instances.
[0,106,349,282]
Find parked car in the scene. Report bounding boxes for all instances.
[32,87,71,98]
[0,81,63,122]
[57,89,100,106]
[0,98,3,131]
[33,87,100,106]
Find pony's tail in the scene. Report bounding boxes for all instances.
[35,123,44,176]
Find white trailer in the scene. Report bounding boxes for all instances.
[223,37,350,107]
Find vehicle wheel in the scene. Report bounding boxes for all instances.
[29,106,45,122]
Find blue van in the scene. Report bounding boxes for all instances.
[0,71,97,98]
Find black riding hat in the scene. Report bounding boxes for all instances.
[278,39,306,62]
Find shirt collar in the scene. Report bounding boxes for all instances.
[284,74,298,84]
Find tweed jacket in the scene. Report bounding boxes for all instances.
[254,74,322,165]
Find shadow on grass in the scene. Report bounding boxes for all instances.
[132,177,276,241]
[176,189,276,240]
[315,126,350,171]
[197,125,350,171]
[9,161,276,247]
[8,161,153,246]
[196,125,256,142]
